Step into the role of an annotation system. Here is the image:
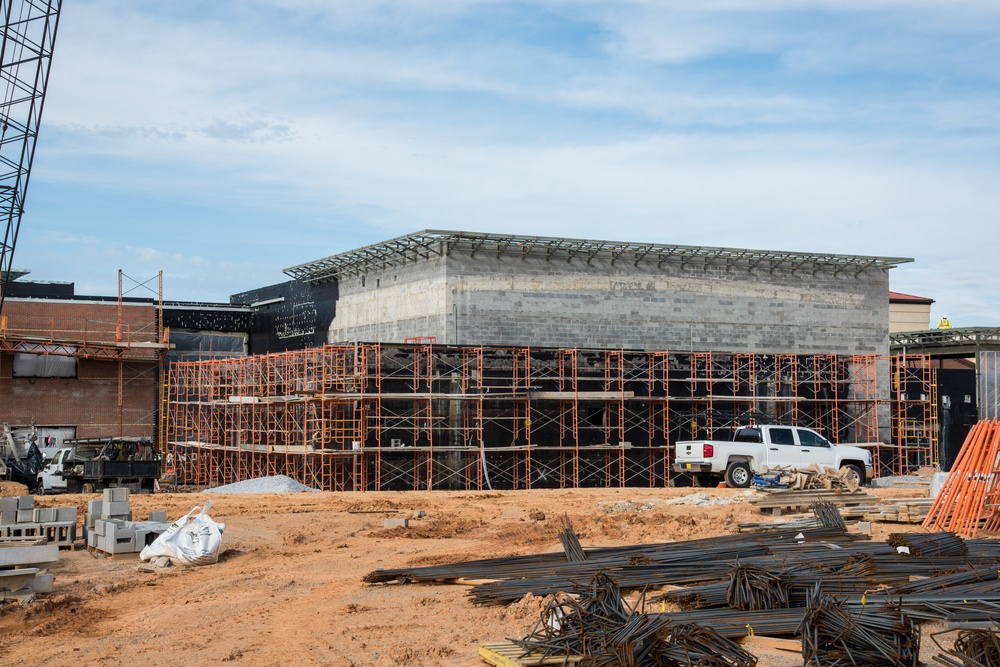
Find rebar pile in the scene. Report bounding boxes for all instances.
[513,572,757,667]
[812,499,848,532]
[887,532,968,558]
[933,626,1000,667]
[801,586,920,667]
[726,563,790,611]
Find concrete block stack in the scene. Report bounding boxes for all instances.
[85,488,171,557]
[0,496,77,548]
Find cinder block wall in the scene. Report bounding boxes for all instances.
[327,247,890,355]
[0,299,159,438]
[447,253,889,354]
[328,255,449,343]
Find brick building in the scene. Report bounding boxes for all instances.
[0,283,163,455]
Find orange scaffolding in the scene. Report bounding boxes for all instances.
[166,345,936,491]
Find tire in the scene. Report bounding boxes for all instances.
[34,478,45,495]
[843,464,865,487]
[724,462,753,489]
[83,483,96,494]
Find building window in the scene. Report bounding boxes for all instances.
[12,344,78,378]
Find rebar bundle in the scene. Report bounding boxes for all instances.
[726,563,790,611]
[812,499,848,532]
[801,585,920,667]
[559,515,587,562]
[887,532,968,558]
[512,572,757,667]
[933,626,1000,667]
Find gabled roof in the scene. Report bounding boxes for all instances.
[285,230,914,283]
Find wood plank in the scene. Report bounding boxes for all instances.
[479,642,582,667]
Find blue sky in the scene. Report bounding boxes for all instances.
[12,1,1000,325]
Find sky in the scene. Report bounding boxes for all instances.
[11,0,1000,325]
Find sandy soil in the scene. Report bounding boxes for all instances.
[0,482,951,667]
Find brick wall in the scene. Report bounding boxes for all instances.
[1,299,159,439]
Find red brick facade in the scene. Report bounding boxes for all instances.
[0,299,160,440]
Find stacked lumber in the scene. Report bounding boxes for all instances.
[923,419,1000,538]
[863,498,935,524]
[754,489,876,516]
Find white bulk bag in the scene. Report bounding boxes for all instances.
[140,500,225,566]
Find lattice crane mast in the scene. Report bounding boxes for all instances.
[0,0,61,319]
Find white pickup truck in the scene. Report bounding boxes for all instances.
[673,425,874,489]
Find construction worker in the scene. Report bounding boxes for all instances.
[938,315,952,329]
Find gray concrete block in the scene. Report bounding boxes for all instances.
[16,509,34,523]
[42,522,76,546]
[16,495,33,510]
[0,543,59,567]
[10,523,41,538]
[384,517,409,529]
[0,497,17,514]
[87,499,103,515]
[28,573,55,594]
[103,487,129,503]
[32,508,58,523]
[0,509,15,525]
[100,501,131,517]
[55,506,77,523]
[86,531,98,548]
[148,511,168,523]
[93,519,107,537]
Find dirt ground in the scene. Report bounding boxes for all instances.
[0,481,956,666]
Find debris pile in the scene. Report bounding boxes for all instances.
[204,474,320,494]
[754,464,863,492]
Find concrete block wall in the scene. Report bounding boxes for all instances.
[327,245,891,354]
[328,254,449,343]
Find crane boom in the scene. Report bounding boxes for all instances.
[0,0,61,318]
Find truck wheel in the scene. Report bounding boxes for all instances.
[34,479,45,495]
[725,462,753,489]
[83,483,96,494]
[843,464,865,487]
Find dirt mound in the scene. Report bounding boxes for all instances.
[0,481,29,497]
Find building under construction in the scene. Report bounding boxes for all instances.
[167,231,933,491]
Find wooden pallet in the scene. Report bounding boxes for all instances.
[479,642,583,667]
[755,490,877,516]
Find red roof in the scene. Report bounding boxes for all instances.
[889,291,934,304]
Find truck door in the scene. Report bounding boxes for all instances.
[766,427,800,467]
[796,428,836,469]
[40,449,68,491]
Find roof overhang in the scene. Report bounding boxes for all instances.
[284,230,913,284]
